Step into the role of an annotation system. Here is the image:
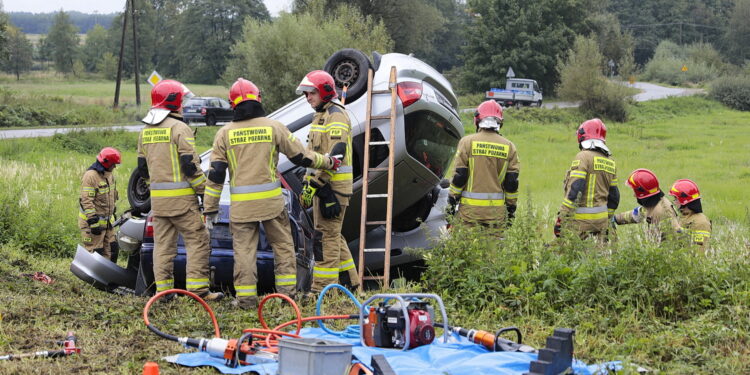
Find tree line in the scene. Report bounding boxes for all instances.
[0,0,748,99]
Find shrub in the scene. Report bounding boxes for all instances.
[709,75,750,111]
[557,36,631,121]
[642,41,727,85]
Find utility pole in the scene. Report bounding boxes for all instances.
[131,0,141,107]
[113,0,129,109]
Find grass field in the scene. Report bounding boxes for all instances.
[0,95,748,373]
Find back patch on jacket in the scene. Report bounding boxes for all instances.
[229,127,273,145]
[471,141,508,159]
[142,128,171,144]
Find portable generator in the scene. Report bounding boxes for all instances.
[359,293,450,350]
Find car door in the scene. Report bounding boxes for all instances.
[218,98,234,121]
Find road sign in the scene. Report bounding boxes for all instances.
[681,65,688,72]
[506,67,515,78]
[147,71,163,86]
[628,75,636,85]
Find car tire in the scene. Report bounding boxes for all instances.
[127,169,151,216]
[324,48,371,104]
[206,114,217,126]
[537,100,543,107]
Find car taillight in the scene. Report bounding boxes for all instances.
[487,92,494,97]
[201,108,207,116]
[397,82,422,108]
[144,215,154,238]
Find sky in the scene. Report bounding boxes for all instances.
[2,0,294,16]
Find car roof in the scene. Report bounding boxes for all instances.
[189,97,225,101]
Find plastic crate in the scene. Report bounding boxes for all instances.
[277,337,353,375]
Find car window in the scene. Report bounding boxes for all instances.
[219,99,231,109]
[208,99,220,107]
[404,111,459,178]
[186,99,205,107]
[511,82,530,89]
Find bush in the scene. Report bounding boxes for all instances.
[642,41,727,86]
[224,2,393,111]
[709,75,750,111]
[557,36,631,121]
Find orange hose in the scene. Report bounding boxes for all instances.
[143,289,221,338]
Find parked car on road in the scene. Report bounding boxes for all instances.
[71,48,462,296]
[485,78,543,108]
[182,97,234,126]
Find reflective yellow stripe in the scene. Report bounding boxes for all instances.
[235,285,257,296]
[190,174,206,188]
[611,177,619,187]
[170,144,180,183]
[461,197,505,207]
[330,172,352,181]
[449,184,463,195]
[313,266,339,278]
[570,171,587,179]
[573,211,608,220]
[186,278,209,289]
[228,149,239,187]
[230,187,282,201]
[562,198,575,209]
[78,212,88,220]
[269,145,277,181]
[506,192,518,199]
[151,188,195,197]
[587,175,596,207]
[339,259,355,271]
[468,158,475,191]
[156,279,174,292]
[233,93,258,106]
[205,186,222,198]
[275,274,297,286]
[82,187,96,191]
[288,133,295,141]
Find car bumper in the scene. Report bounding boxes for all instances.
[70,245,137,291]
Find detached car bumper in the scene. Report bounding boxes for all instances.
[70,245,137,291]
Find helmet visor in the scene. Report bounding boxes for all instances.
[477,117,501,129]
[295,85,316,96]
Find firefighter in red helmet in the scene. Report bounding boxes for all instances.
[669,179,711,250]
[296,70,360,293]
[611,168,681,241]
[137,79,223,302]
[203,78,341,309]
[448,100,520,228]
[555,118,619,241]
[78,147,121,261]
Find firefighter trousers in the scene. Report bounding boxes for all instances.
[78,219,115,260]
[152,206,211,295]
[231,209,297,309]
[312,202,359,292]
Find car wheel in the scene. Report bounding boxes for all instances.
[537,100,543,107]
[127,169,151,216]
[206,114,217,126]
[324,48,371,104]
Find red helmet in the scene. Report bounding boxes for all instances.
[626,169,660,199]
[97,147,121,169]
[296,70,337,102]
[229,78,261,108]
[151,79,193,111]
[577,118,607,143]
[669,179,701,206]
[474,100,504,127]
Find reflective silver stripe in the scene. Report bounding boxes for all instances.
[575,205,608,214]
[335,166,353,173]
[461,191,505,200]
[150,181,191,190]
[229,181,281,194]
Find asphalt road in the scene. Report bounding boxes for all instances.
[1,82,702,139]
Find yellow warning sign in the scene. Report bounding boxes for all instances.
[147,71,163,86]
[681,65,688,72]
[628,75,636,85]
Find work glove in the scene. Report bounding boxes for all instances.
[507,204,517,223]
[447,195,459,216]
[301,181,316,209]
[315,183,341,219]
[204,212,218,231]
[553,215,562,238]
[87,217,102,236]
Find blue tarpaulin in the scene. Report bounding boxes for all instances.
[167,327,621,374]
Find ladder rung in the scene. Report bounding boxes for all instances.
[366,221,386,225]
[371,90,391,95]
[368,167,388,172]
[364,248,387,253]
[366,194,389,198]
[369,141,390,146]
[364,276,385,281]
[370,115,390,120]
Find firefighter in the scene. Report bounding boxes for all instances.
[79,147,121,261]
[137,79,223,302]
[555,118,620,241]
[611,168,682,241]
[447,100,520,228]
[669,179,711,250]
[296,70,360,292]
[203,78,342,310]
